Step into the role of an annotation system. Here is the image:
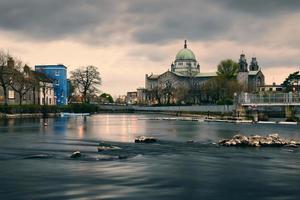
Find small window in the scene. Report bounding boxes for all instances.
[8,90,14,99]
[269,88,272,91]
[55,70,60,76]
[276,88,282,91]
[261,88,265,91]
[55,80,59,85]
[178,62,183,66]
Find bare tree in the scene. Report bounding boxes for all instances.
[147,86,162,105]
[70,65,102,103]
[173,85,189,104]
[10,64,36,105]
[0,51,13,106]
[161,81,175,105]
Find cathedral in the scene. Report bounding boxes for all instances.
[138,40,265,104]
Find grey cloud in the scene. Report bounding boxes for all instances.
[215,0,300,16]
[0,0,117,40]
[0,0,300,50]
[1,0,299,91]
[127,0,300,46]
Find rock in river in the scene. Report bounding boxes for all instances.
[135,136,157,143]
[70,151,82,158]
[218,134,299,148]
[97,145,121,152]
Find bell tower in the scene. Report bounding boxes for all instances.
[249,57,259,71]
[238,53,248,72]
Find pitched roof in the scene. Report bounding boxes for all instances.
[248,71,260,76]
[147,74,159,79]
[32,71,53,83]
[172,71,217,78]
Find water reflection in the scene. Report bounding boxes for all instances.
[0,114,300,200]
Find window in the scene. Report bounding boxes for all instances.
[55,80,59,85]
[55,70,60,76]
[178,62,183,66]
[8,90,14,99]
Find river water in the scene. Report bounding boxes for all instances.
[0,114,300,200]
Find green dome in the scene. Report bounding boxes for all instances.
[175,48,196,61]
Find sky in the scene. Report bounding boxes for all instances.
[0,0,300,97]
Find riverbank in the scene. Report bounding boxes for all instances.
[0,113,59,119]
[0,103,100,119]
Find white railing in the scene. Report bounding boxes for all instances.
[238,92,300,105]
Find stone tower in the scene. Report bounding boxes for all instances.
[249,57,259,71]
[237,53,249,91]
[238,53,248,72]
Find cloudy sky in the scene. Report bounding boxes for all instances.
[1,0,300,96]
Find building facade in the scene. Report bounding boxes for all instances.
[141,40,265,104]
[0,58,56,105]
[35,64,68,105]
[126,91,138,104]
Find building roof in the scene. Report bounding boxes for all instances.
[175,40,196,61]
[32,71,53,83]
[35,64,67,69]
[173,71,217,78]
[175,48,196,61]
[248,70,260,76]
[147,74,159,79]
[194,72,217,77]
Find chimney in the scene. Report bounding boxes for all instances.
[7,57,14,68]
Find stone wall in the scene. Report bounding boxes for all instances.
[133,105,234,113]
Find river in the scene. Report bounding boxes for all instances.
[0,114,299,200]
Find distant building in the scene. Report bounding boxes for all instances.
[0,58,55,105]
[259,83,285,93]
[33,71,56,105]
[126,92,138,104]
[139,40,265,104]
[137,88,147,104]
[237,54,265,92]
[115,95,127,104]
[35,64,68,105]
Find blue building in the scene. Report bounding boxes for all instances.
[35,64,68,105]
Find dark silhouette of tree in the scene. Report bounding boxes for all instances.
[202,59,242,105]
[217,59,239,80]
[282,71,300,92]
[70,65,102,103]
[10,64,36,105]
[146,86,162,105]
[99,93,114,103]
[0,51,13,106]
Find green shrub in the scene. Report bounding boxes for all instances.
[0,103,99,114]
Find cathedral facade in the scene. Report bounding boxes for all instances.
[139,40,265,104]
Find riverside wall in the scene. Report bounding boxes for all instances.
[96,104,235,114]
[132,105,235,113]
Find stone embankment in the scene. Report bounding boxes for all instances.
[219,134,299,147]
